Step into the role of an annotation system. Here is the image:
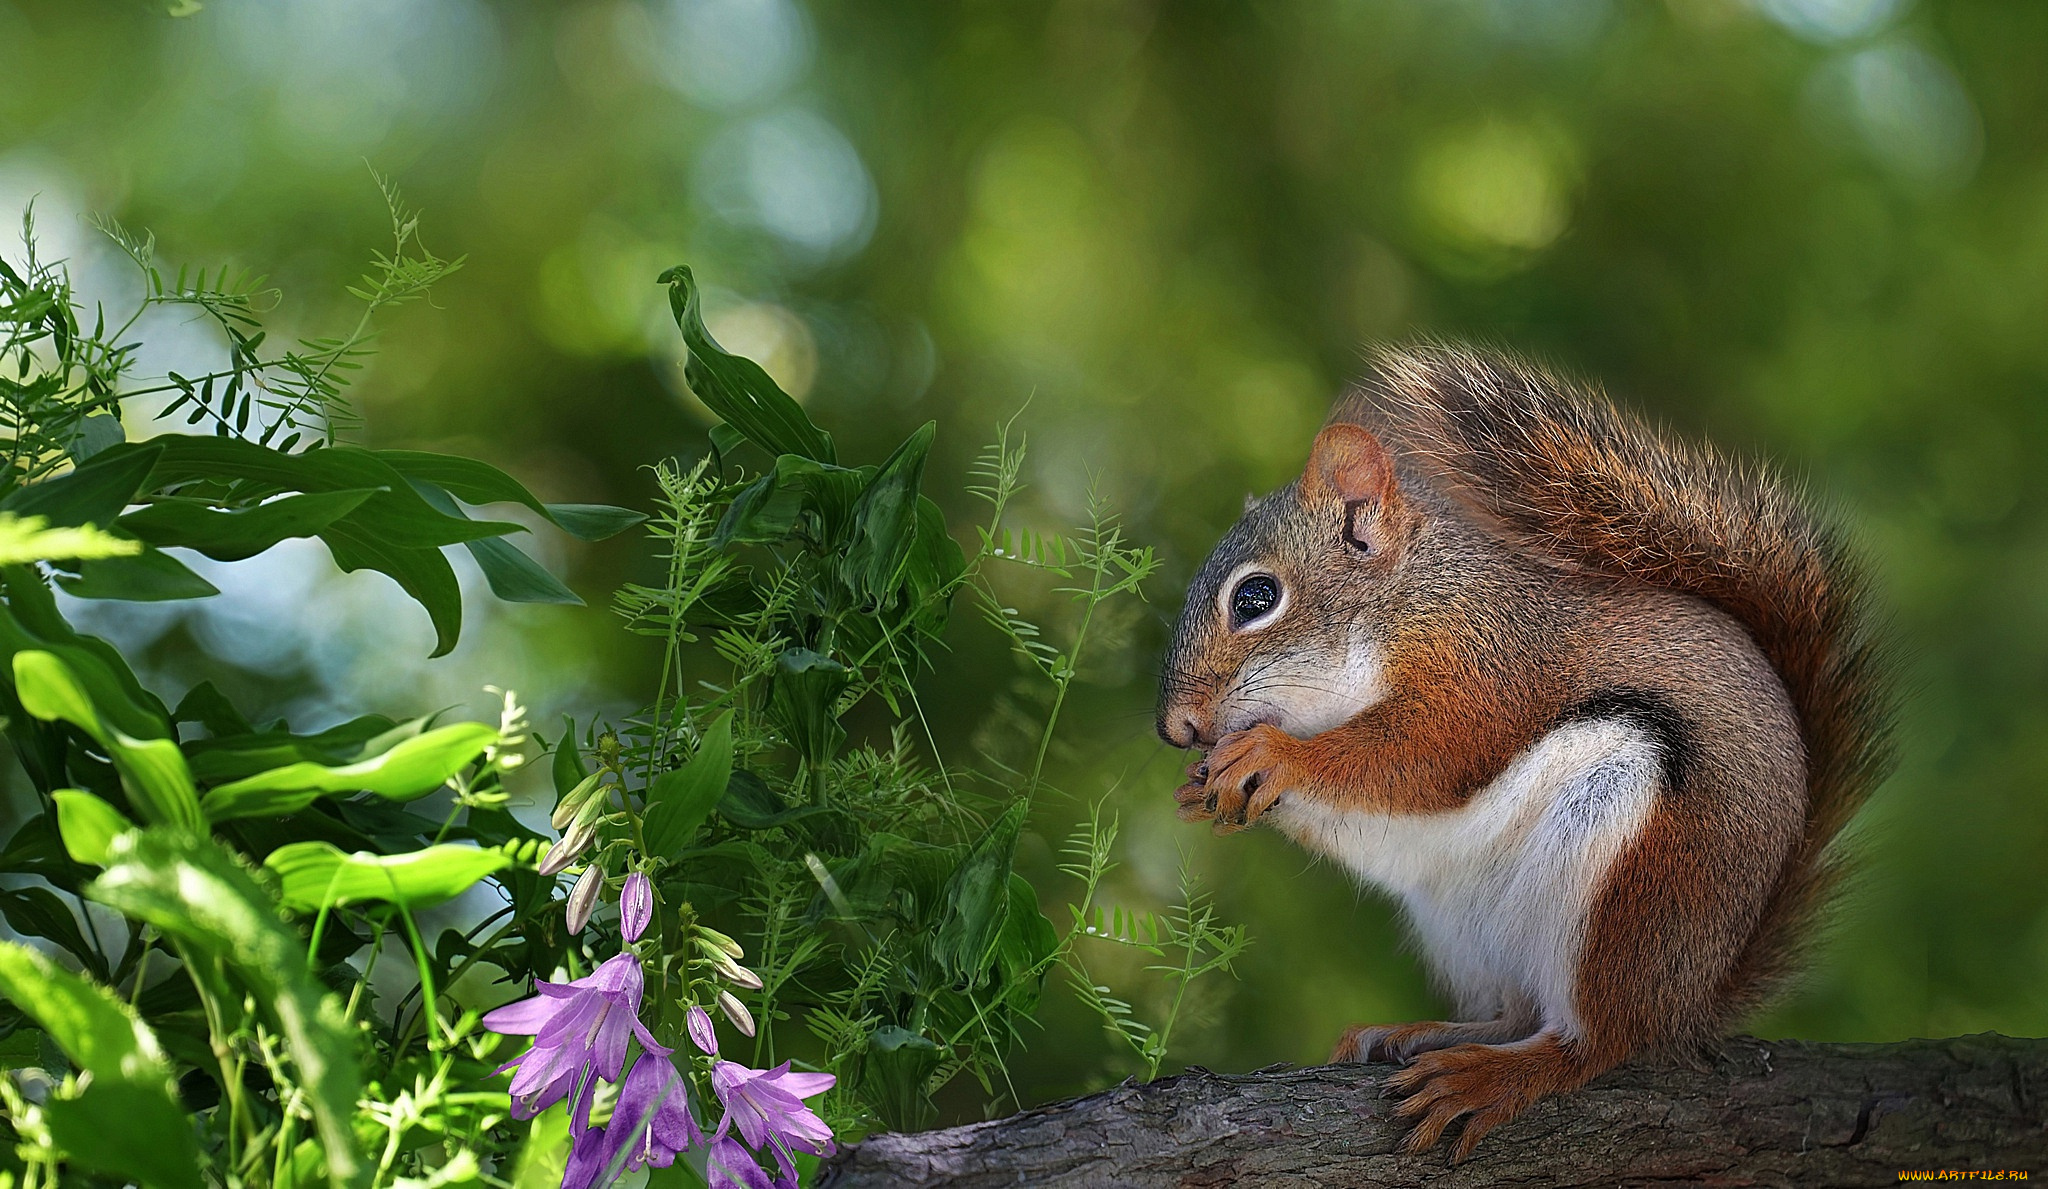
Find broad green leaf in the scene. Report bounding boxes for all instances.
[462,535,581,604]
[0,939,200,1189]
[713,454,869,549]
[56,544,221,601]
[47,1081,207,1189]
[119,488,377,560]
[89,830,363,1189]
[375,451,645,541]
[12,650,203,830]
[660,265,835,463]
[718,769,832,831]
[933,800,1028,986]
[171,680,255,737]
[0,441,162,528]
[54,789,133,866]
[767,650,849,772]
[843,422,935,604]
[185,711,408,784]
[201,720,496,821]
[0,886,108,979]
[644,712,734,859]
[0,940,166,1076]
[0,512,141,565]
[96,436,521,549]
[540,503,646,541]
[994,872,1059,1013]
[552,718,588,798]
[0,566,170,740]
[265,841,512,911]
[410,480,581,606]
[318,516,465,656]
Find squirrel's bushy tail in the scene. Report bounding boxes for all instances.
[1356,344,1893,1015]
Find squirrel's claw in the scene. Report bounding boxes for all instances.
[1201,724,1296,833]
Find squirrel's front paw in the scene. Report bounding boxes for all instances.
[1199,724,1298,834]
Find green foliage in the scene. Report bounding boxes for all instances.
[0,202,608,1188]
[0,940,201,1189]
[527,266,1238,1145]
[0,183,1243,1189]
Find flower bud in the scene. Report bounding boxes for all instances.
[694,928,745,960]
[565,864,602,935]
[711,950,764,991]
[620,872,654,944]
[538,819,595,877]
[550,773,605,831]
[717,990,755,1038]
[686,1004,719,1056]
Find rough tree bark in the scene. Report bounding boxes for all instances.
[818,1035,2047,1188]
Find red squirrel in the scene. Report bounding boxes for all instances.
[1157,346,1890,1158]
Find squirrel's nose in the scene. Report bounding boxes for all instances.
[1158,712,1203,749]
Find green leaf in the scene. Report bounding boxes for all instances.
[200,720,497,821]
[0,567,171,741]
[552,718,588,798]
[56,544,221,601]
[713,454,869,550]
[265,841,512,911]
[409,480,582,606]
[89,830,363,1189]
[0,886,108,979]
[119,488,378,560]
[184,712,408,784]
[0,512,142,565]
[933,800,1028,986]
[542,503,646,541]
[644,712,734,859]
[463,534,582,604]
[318,516,465,657]
[767,650,850,772]
[54,789,133,866]
[843,422,935,604]
[12,650,203,830]
[660,265,835,463]
[98,436,522,549]
[47,1081,207,1189]
[374,450,645,541]
[0,442,163,528]
[0,939,200,1189]
[994,872,1059,1012]
[718,769,833,831]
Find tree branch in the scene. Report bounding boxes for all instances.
[820,1035,2048,1186]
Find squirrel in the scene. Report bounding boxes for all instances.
[1157,345,1891,1159]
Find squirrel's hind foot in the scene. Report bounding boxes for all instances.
[1332,1016,1534,1065]
[1384,1031,1601,1160]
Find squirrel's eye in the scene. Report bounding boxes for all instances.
[1229,574,1281,627]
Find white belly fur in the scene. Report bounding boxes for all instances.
[1266,718,1663,1036]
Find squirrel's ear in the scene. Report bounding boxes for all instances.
[1243,491,1260,513]
[1303,424,1396,506]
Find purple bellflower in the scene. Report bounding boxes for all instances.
[482,952,670,1121]
[608,1051,704,1172]
[705,1135,775,1189]
[711,1060,836,1185]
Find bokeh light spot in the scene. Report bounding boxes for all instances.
[638,0,814,110]
[1844,41,1982,190]
[1410,120,1577,267]
[696,108,878,262]
[704,301,818,402]
[1752,0,1907,44]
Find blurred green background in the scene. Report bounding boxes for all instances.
[3,0,2044,1111]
